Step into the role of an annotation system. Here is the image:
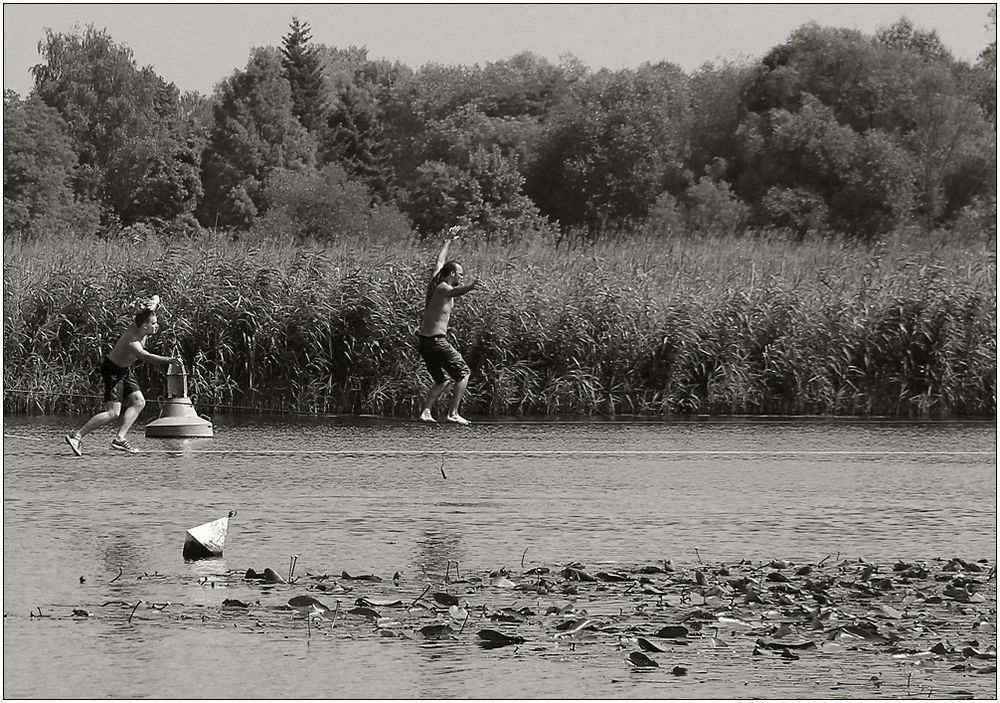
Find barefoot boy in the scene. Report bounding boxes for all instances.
[417,229,478,425]
[65,301,181,455]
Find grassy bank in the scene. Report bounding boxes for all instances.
[3,230,996,417]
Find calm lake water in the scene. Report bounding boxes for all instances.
[3,415,996,699]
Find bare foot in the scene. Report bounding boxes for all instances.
[419,409,438,423]
[446,413,471,426]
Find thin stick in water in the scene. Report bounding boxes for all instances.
[410,584,431,609]
[127,600,141,624]
[110,566,123,584]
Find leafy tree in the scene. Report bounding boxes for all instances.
[875,17,953,62]
[256,162,409,242]
[737,21,994,235]
[404,159,482,235]
[736,95,914,237]
[30,26,201,226]
[281,17,327,132]
[198,47,317,229]
[684,61,752,182]
[527,63,690,234]
[900,64,992,230]
[3,91,100,235]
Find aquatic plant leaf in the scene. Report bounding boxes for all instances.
[433,592,459,606]
[756,638,816,650]
[347,606,381,620]
[71,609,91,617]
[491,608,526,623]
[597,571,631,582]
[288,595,328,612]
[556,617,594,634]
[356,597,403,607]
[652,625,688,639]
[716,615,753,629]
[418,624,454,640]
[490,575,517,588]
[222,599,252,609]
[478,629,525,645]
[879,604,903,619]
[341,571,382,582]
[636,637,666,652]
[262,568,286,584]
[448,605,468,622]
[561,567,596,582]
[628,651,659,667]
[671,666,688,675]
[961,646,997,660]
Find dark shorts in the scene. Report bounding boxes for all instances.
[417,334,470,385]
[100,357,141,403]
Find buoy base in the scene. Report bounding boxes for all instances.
[145,397,213,438]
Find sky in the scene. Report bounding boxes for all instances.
[2,3,996,96]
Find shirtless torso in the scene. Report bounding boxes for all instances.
[419,286,455,337]
[107,328,150,367]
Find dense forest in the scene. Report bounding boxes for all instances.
[3,14,997,419]
[4,14,996,242]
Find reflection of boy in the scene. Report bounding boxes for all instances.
[417,229,478,425]
[65,304,181,455]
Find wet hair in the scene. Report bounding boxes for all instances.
[426,261,461,306]
[135,308,157,328]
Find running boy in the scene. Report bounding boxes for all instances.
[417,228,478,425]
[65,300,181,455]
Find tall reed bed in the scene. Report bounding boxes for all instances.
[3,230,995,417]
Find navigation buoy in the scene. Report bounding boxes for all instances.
[183,510,236,560]
[145,355,213,438]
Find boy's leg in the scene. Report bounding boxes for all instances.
[420,381,451,422]
[446,374,471,425]
[115,391,146,440]
[75,401,122,439]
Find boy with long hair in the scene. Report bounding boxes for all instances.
[417,228,479,425]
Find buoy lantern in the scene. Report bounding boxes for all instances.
[145,356,214,438]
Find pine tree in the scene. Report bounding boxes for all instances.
[281,17,327,132]
[323,84,393,199]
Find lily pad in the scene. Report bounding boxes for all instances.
[478,629,525,648]
[652,625,688,639]
[418,623,454,640]
[432,592,459,607]
[628,651,659,667]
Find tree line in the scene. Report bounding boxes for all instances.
[4,13,996,243]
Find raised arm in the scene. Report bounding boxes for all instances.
[433,239,451,276]
[433,226,464,275]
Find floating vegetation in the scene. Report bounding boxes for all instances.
[17,554,997,696]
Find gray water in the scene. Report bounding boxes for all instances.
[3,415,996,699]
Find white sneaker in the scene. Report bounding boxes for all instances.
[65,434,82,457]
[111,438,138,454]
